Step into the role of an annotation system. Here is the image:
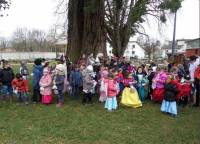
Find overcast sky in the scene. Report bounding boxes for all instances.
[0,0,199,41]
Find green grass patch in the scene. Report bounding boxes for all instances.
[0,64,199,144]
[0,100,199,144]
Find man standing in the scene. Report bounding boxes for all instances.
[194,64,200,107]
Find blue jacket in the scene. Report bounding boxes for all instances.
[32,65,43,89]
[69,70,83,87]
[55,75,65,91]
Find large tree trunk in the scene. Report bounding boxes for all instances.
[110,27,130,57]
[67,0,106,62]
[67,0,84,61]
[82,0,106,56]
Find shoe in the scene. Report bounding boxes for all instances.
[32,101,37,104]
[56,103,63,108]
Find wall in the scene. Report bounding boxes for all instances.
[0,52,62,60]
[123,41,145,59]
[106,41,145,59]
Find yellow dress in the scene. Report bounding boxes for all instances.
[121,87,142,108]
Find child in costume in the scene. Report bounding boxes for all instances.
[135,67,148,102]
[115,68,124,98]
[39,67,53,104]
[152,66,168,102]
[104,73,118,111]
[12,73,29,105]
[121,73,142,108]
[82,65,95,104]
[99,66,109,102]
[0,61,14,101]
[69,65,83,100]
[32,59,43,103]
[19,61,29,80]
[161,75,179,116]
[53,64,66,107]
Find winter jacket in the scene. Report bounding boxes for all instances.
[82,69,94,92]
[164,82,179,102]
[153,71,167,89]
[12,78,29,92]
[19,66,29,77]
[100,70,109,79]
[0,67,14,86]
[177,68,186,79]
[107,79,117,97]
[69,70,83,87]
[39,74,52,95]
[32,65,43,89]
[55,75,65,91]
[115,72,124,83]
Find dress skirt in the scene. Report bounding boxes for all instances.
[121,87,142,108]
[99,82,108,102]
[42,95,52,104]
[152,88,165,102]
[177,83,191,100]
[105,97,118,110]
[161,100,177,115]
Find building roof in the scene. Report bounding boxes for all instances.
[186,38,200,49]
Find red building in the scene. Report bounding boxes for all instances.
[185,38,200,57]
[165,38,200,64]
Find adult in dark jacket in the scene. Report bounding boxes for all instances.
[32,59,43,103]
[0,61,14,98]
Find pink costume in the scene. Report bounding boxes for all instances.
[152,71,167,102]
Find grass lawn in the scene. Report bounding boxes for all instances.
[0,64,199,144]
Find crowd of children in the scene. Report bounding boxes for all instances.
[0,54,199,117]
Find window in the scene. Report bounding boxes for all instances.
[132,51,135,54]
[132,45,135,49]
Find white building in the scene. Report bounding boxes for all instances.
[107,41,145,59]
[164,39,190,57]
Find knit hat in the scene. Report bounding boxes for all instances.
[87,65,93,72]
[56,64,66,75]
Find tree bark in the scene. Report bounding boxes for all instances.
[67,0,106,62]
[67,0,84,61]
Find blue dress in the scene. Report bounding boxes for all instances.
[161,100,177,115]
[105,97,118,110]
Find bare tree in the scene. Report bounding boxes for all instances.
[11,28,56,52]
[11,28,28,51]
[0,0,10,17]
[104,0,182,57]
[0,36,9,49]
[137,35,161,62]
